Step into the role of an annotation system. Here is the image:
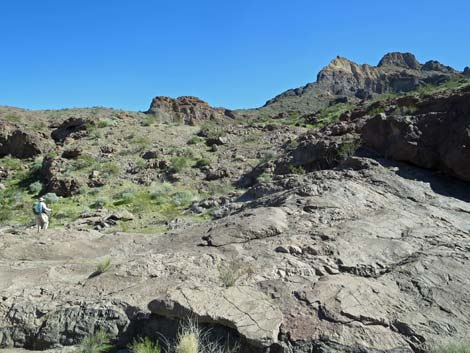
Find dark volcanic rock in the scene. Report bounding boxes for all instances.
[51,118,88,143]
[146,96,234,125]
[0,123,45,158]
[362,89,470,181]
[464,66,470,77]
[41,157,82,196]
[61,147,82,159]
[421,60,456,73]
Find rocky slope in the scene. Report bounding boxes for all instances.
[1,155,470,353]
[238,52,462,119]
[1,53,470,353]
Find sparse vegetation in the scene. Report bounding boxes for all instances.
[217,261,252,288]
[78,330,113,353]
[174,320,239,353]
[28,181,42,194]
[95,257,112,275]
[130,337,161,353]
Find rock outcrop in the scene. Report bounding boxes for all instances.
[0,123,46,158]
[41,157,82,196]
[51,118,88,144]
[255,52,460,116]
[274,85,470,183]
[146,96,234,125]
[1,156,470,352]
[316,53,455,98]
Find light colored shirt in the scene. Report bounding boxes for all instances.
[40,202,52,213]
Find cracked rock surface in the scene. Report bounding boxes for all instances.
[1,157,470,353]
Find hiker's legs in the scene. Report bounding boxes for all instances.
[41,214,49,230]
[35,215,43,232]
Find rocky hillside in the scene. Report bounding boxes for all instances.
[237,52,462,120]
[1,53,470,353]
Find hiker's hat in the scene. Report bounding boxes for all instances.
[39,197,45,202]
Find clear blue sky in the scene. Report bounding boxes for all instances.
[1,0,469,111]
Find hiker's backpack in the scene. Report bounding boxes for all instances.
[33,202,43,215]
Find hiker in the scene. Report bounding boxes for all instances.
[33,197,52,232]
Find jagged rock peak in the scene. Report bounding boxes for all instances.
[377,52,422,69]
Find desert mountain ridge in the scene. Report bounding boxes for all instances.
[1,51,470,353]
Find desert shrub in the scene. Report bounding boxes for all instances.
[78,330,112,353]
[97,119,113,128]
[44,193,60,204]
[75,154,96,170]
[130,337,160,353]
[91,198,107,209]
[260,150,278,163]
[176,330,199,353]
[217,261,252,288]
[287,165,305,175]
[142,115,157,127]
[257,172,272,183]
[0,156,23,170]
[169,156,191,173]
[135,158,147,170]
[199,122,226,140]
[187,136,204,145]
[175,320,239,353]
[172,191,194,207]
[113,190,135,205]
[4,114,21,123]
[100,162,120,176]
[195,158,210,169]
[431,341,470,353]
[29,181,43,194]
[95,257,112,275]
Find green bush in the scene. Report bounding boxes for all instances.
[97,119,113,128]
[130,337,161,353]
[287,165,305,175]
[100,162,120,176]
[172,191,194,207]
[78,330,112,353]
[169,156,191,173]
[187,136,204,145]
[91,198,107,209]
[195,158,210,169]
[257,172,272,183]
[95,257,112,275]
[44,193,60,204]
[29,181,43,194]
[142,116,157,127]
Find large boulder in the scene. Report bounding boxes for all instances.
[0,123,46,158]
[41,157,82,196]
[51,118,88,143]
[362,89,470,181]
[148,286,283,348]
[146,96,234,125]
